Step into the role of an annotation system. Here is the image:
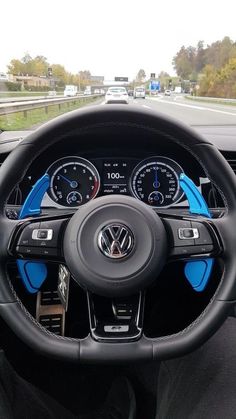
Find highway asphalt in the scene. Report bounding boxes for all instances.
[126,95,236,126]
[1,94,236,131]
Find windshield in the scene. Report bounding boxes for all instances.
[108,88,126,93]
[1,0,236,131]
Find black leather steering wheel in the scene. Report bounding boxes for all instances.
[0,105,236,363]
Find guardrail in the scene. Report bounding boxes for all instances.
[0,94,103,117]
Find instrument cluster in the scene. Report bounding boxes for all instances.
[45,155,185,208]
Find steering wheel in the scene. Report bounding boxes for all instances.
[0,105,236,363]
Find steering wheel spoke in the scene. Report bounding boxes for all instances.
[87,291,145,342]
[8,213,72,263]
[159,213,222,261]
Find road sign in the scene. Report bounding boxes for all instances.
[115,77,128,82]
[149,80,160,91]
[150,73,155,79]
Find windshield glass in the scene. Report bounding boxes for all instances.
[108,88,126,93]
[0,0,236,131]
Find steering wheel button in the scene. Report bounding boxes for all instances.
[164,219,195,246]
[39,220,64,247]
[17,222,40,247]
[171,244,214,257]
[191,222,213,245]
[178,228,199,239]
[32,229,53,241]
[37,230,49,239]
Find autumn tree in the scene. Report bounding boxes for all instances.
[8,54,48,76]
[7,59,25,75]
[173,37,236,97]
[205,37,236,69]
[51,64,68,85]
[172,46,196,79]
[195,41,206,73]
[158,71,170,78]
[199,59,236,98]
[7,54,94,90]
[136,69,146,83]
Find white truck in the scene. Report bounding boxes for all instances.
[84,86,92,95]
[174,86,182,94]
[64,85,78,97]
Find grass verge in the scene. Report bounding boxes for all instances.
[0,97,99,130]
[0,91,53,98]
[185,95,236,107]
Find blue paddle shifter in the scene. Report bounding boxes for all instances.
[179,173,214,292]
[17,174,50,293]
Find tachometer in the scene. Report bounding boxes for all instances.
[47,157,100,207]
[131,157,184,207]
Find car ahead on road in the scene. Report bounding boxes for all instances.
[133,87,145,99]
[64,85,78,97]
[105,86,129,104]
[128,89,134,96]
[84,86,92,95]
[164,89,171,96]
[48,90,57,97]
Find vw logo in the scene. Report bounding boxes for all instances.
[97,223,134,259]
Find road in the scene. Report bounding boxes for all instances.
[126,95,236,126]
[2,94,236,126]
[2,94,236,133]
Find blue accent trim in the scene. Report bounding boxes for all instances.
[184,259,214,292]
[179,173,211,218]
[17,260,47,293]
[17,174,49,293]
[19,174,50,219]
[179,173,213,292]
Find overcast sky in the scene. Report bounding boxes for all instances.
[1,0,236,80]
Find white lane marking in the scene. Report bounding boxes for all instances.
[142,105,151,109]
[158,100,236,116]
[101,101,106,105]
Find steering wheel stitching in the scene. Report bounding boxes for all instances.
[0,105,235,362]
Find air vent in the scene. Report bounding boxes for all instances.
[206,154,236,208]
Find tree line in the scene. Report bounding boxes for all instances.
[7,54,92,90]
[173,37,236,97]
[7,55,149,92]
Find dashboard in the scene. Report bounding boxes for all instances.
[45,155,184,208]
[2,123,233,213]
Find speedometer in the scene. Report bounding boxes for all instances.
[131,157,184,207]
[47,157,100,207]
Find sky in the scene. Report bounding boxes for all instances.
[1,0,236,80]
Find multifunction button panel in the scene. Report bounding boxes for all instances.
[16,220,65,259]
[164,218,214,257]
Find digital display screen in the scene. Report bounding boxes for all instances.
[102,161,129,194]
